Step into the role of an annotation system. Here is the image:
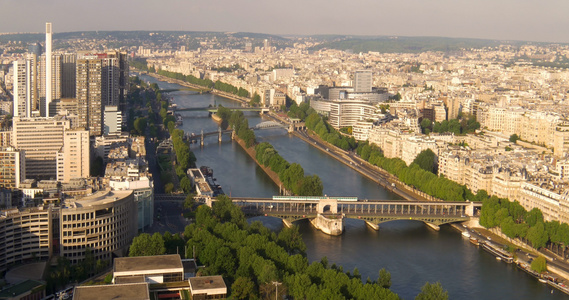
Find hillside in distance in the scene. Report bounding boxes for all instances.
[307,35,532,53]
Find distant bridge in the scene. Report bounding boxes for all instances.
[183,121,290,146]
[160,88,210,93]
[176,106,269,113]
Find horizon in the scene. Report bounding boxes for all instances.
[1,0,569,44]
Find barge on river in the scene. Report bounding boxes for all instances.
[481,242,513,263]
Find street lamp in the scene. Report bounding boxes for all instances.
[272,281,282,300]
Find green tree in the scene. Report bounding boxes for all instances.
[129,233,166,257]
[412,149,437,174]
[133,117,147,135]
[415,282,449,300]
[165,183,175,194]
[509,134,520,143]
[420,118,432,134]
[231,277,257,299]
[184,193,197,211]
[377,268,392,288]
[531,256,547,273]
[180,176,193,194]
[526,222,548,249]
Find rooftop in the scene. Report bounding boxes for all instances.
[73,283,149,300]
[0,280,45,298]
[189,275,227,293]
[114,254,183,274]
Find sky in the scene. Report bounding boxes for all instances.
[2,0,569,43]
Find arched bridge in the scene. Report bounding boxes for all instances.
[253,121,288,130]
[219,197,480,234]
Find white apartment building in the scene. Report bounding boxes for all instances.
[57,129,90,183]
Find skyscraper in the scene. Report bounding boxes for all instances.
[12,56,38,118]
[354,70,373,93]
[45,22,52,117]
[75,51,128,136]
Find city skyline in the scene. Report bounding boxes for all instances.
[2,0,569,43]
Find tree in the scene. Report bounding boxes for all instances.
[129,233,166,257]
[231,277,257,299]
[133,117,147,135]
[377,268,391,288]
[420,118,432,134]
[184,193,197,211]
[415,282,448,300]
[412,149,437,174]
[509,134,520,143]
[531,256,547,273]
[165,183,175,194]
[180,177,193,194]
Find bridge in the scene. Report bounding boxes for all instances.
[175,106,269,113]
[159,88,210,93]
[211,197,481,235]
[183,121,291,146]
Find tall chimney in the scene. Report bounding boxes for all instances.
[45,22,52,117]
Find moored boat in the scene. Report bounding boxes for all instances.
[462,231,471,238]
[469,237,479,246]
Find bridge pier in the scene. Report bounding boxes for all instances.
[425,222,440,231]
[200,130,204,147]
[282,219,294,228]
[365,221,379,231]
[218,128,222,143]
[310,214,344,236]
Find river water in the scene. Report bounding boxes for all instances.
[139,74,565,300]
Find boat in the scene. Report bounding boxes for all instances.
[539,278,548,284]
[462,231,471,238]
[469,237,480,246]
[496,257,501,261]
[200,166,213,177]
[481,242,513,263]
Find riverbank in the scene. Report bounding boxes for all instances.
[450,222,569,293]
[139,71,211,92]
[233,136,289,195]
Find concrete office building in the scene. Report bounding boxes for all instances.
[56,129,90,183]
[0,207,53,273]
[0,147,25,189]
[59,189,137,264]
[354,70,372,93]
[12,56,39,118]
[12,116,70,180]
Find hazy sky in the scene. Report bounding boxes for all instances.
[2,0,569,43]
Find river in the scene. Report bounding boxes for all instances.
[138,73,565,300]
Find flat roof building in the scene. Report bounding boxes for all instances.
[113,254,184,284]
[73,283,150,300]
[189,276,227,300]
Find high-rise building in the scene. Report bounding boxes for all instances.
[76,51,128,136]
[0,147,25,189]
[76,57,103,135]
[354,70,373,93]
[12,116,70,179]
[39,53,61,116]
[57,129,90,183]
[61,53,76,98]
[12,59,31,118]
[45,22,52,117]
